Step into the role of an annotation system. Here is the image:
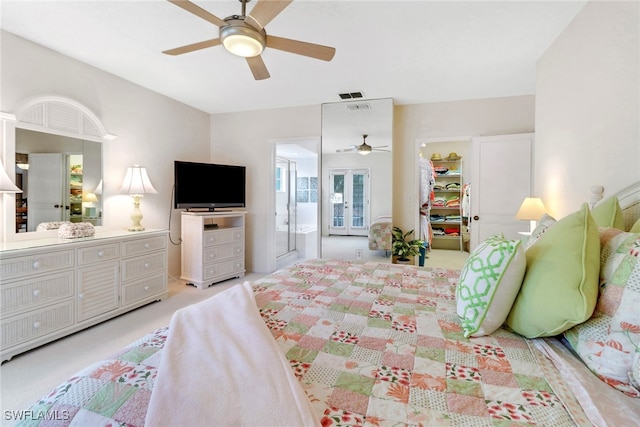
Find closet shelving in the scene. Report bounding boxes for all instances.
[430,158,463,250]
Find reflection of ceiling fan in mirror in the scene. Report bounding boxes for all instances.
[163,0,336,80]
[336,134,390,156]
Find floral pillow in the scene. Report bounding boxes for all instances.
[526,214,556,249]
[564,228,640,397]
[456,234,526,337]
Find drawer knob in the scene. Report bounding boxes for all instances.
[98,250,104,257]
[144,285,150,291]
[33,289,41,297]
[144,243,150,249]
[32,261,41,269]
[144,262,150,269]
[33,321,41,329]
[78,293,84,299]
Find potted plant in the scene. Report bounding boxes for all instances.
[392,227,424,264]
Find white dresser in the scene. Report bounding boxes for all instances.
[0,229,168,362]
[181,211,245,289]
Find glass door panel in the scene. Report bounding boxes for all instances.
[329,168,369,236]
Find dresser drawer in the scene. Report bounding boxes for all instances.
[121,235,167,258]
[121,252,167,282]
[0,271,75,318]
[203,228,244,247]
[203,243,244,265]
[121,273,167,306]
[203,258,244,281]
[1,300,74,349]
[77,243,120,266]
[0,250,75,281]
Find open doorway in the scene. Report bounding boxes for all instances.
[273,140,319,269]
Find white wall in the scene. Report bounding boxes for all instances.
[535,1,640,218]
[1,31,211,277]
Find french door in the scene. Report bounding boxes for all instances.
[329,168,369,236]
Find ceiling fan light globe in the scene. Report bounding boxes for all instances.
[220,22,265,57]
[359,150,371,156]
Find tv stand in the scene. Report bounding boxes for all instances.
[180,211,246,289]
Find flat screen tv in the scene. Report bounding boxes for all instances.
[174,161,246,210]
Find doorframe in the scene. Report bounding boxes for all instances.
[267,137,321,273]
[414,136,471,246]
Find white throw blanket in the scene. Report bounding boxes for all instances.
[145,282,320,427]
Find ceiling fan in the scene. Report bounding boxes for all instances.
[336,135,390,156]
[163,0,336,80]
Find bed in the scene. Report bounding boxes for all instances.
[368,216,392,251]
[13,184,640,426]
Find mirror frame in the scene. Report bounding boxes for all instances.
[1,95,116,242]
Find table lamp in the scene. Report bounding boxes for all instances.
[516,197,547,233]
[0,160,22,193]
[120,165,157,231]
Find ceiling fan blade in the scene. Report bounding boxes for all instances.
[372,145,389,149]
[266,35,336,61]
[167,0,226,27]
[336,145,357,153]
[246,55,270,80]
[163,38,221,55]
[246,0,292,30]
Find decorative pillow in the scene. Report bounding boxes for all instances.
[526,213,556,249]
[564,228,640,397]
[58,222,96,239]
[631,217,640,233]
[36,221,71,231]
[506,204,600,338]
[591,196,625,229]
[456,234,526,337]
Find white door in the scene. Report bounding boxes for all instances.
[28,153,65,230]
[329,168,369,236]
[470,134,533,249]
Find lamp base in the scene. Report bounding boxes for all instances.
[128,195,145,232]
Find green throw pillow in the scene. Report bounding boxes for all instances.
[456,234,526,337]
[591,196,624,229]
[631,217,640,233]
[506,204,600,338]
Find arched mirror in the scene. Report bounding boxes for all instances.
[1,95,115,242]
[321,98,393,262]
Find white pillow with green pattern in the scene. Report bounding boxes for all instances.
[456,234,526,337]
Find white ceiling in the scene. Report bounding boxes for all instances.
[0,1,587,115]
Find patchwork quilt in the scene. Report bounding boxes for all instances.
[17,260,591,426]
[254,260,589,426]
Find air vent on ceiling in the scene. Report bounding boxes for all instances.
[346,102,371,111]
[338,91,364,100]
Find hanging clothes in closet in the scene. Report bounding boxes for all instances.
[461,183,471,249]
[419,154,435,249]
